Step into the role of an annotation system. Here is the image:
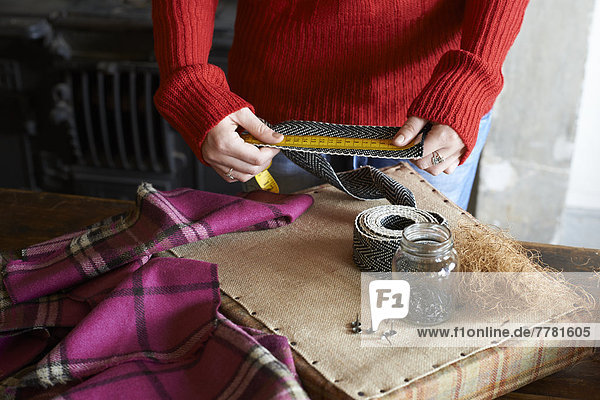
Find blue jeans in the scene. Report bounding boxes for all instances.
[247,113,492,210]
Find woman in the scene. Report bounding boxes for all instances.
[152,0,529,209]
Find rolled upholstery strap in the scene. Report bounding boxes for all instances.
[353,206,447,272]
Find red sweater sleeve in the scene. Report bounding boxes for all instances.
[408,0,529,163]
[152,0,252,164]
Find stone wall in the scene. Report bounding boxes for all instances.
[475,0,596,242]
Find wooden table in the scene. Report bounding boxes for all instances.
[1,188,598,399]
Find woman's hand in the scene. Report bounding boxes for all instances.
[202,107,283,182]
[393,116,465,176]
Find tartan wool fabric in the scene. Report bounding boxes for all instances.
[0,184,313,399]
[3,183,312,303]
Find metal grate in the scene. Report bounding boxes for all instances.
[0,58,22,91]
[67,62,174,174]
[0,0,242,198]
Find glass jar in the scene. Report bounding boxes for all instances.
[392,222,459,325]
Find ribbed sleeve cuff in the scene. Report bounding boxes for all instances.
[408,50,503,163]
[154,64,253,165]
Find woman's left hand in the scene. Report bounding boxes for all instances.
[392,116,466,176]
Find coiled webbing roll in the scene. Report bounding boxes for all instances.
[254,120,448,272]
[353,206,447,272]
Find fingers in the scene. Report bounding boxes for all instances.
[410,122,466,176]
[443,159,460,175]
[213,153,273,183]
[421,124,459,156]
[207,146,279,183]
[393,116,428,147]
[232,107,284,144]
[226,138,280,167]
[415,149,462,176]
[202,108,281,183]
[214,161,270,183]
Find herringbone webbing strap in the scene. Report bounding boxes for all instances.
[264,120,428,158]
[283,151,417,206]
[264,120,431,206]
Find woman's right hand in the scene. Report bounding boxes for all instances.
[202,107,283,182]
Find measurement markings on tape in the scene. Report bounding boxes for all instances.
[242,134,415,151]
[254,169,279,194]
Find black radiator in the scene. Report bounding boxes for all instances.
[0,0,241,199]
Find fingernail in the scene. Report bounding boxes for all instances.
[273,132,283,139]
[395,134,405,145]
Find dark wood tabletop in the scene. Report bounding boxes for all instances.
[0,188,598,399]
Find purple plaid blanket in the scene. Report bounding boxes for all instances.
[0,184,313,399]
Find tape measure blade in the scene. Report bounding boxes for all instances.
[254,169,279,194]
[241,133,415,152]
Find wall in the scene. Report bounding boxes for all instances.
[475,0,597,243]
[559,0,600,247]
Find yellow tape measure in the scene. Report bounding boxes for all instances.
[254,165,279,194]
[242,134,414,151]
[243,134,414,194]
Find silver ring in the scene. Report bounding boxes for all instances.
[225,167,236,181]
[431,151,444,166]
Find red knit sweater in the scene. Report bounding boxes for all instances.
[152,0,529,165]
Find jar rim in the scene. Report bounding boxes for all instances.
[401,222,453,256]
